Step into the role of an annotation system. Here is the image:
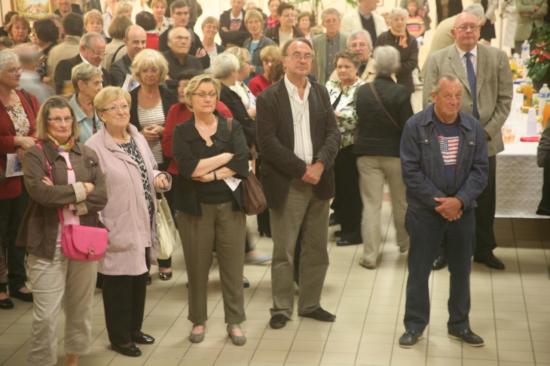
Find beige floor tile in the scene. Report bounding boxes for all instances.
[426,356,462,366]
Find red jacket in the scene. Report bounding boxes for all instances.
[162,101,233,175]
[248,74,271,97]
[146,32,159,50]
[0,90,39,200]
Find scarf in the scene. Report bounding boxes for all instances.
[390,29,408,48]
[48,134,75,152]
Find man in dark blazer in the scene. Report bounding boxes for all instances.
[163,27,203,80]
[54,32,111,96]
[219,0,250,47]
[256,38,341,330]
[422,11,513,270]
[111,25,147,87]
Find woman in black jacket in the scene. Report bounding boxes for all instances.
[354,45,413,269]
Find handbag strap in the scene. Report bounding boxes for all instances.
[36,143,65,226]
[368,82,401,130]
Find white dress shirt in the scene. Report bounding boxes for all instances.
[456,45,478,74]
[284,74,313,164]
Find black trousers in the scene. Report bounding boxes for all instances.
[102,272,148,346]
[0,191,28,290]
[333,146,362,237]
[474,156,496,259]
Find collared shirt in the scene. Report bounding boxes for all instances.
[284,74,313,164]
[69,94,100,143]
[325,78,364,148]
[456,45,478,74]
[79,53,102,74]
[325,34,340,81]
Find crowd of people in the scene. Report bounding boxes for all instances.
[0,0,545,364]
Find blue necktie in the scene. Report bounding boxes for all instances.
[464,52,479,119]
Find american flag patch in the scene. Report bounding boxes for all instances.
[438,135,459,166]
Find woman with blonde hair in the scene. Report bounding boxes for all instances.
[86,86,171,357]
[6,15,30,45]
[84,10,104,35]
[242,9,275,75]
[18,96,107,366]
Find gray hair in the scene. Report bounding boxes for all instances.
[12,43,40,65]
[373,45,400,76]
[71,62,103,92]
[347,30,373,51]
[431,74,460,94]
[80,32,104,49]
[389,7,409,19]
[463,4,484,19]
[321,8,340,21]
[210,52,240,79]
[0,49,19,71]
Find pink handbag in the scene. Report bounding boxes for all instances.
[39,143,108,261]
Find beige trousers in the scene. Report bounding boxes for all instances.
[27,249,96,366]
[270,180,330,318]
[176,202,246,325]
[357,156,409,265]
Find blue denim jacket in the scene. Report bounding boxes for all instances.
[400,105,489,212]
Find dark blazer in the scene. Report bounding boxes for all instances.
[375,31,418,93]
[172,117,250,216]
[110,54,132,86]
[435,0,462,22]
[264,25,304,45]
[163,50,204,80]
[219,9,250,47]
[129,84,178,131]
[54,54,111,95]
[219,84,256,146]
[354,76,413,157]
[256,79,341,209]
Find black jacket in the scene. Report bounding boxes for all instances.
[375,31,418,93]
[256,79,341,209]
[264,25,304,45]
[158,26,209,68]
[219,84,256,147]
[353,76,413,157]
[219,9,250,47]
[163,50,204,80]
[54,55,111,95]
[129,84,177,131]
[110,54,132,86]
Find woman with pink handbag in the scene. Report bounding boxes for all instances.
[16,96,108,366]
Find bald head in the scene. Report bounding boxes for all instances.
[125,25,146,59]
[168,26,191,56]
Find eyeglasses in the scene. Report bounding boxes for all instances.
[102,104,129,113]
[4,67,22,75]
[288,52,314,61]
[48,116,74,124]
[454,24,479,32]
[192,92,217,99]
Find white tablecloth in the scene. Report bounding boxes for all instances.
[496,92,545,218]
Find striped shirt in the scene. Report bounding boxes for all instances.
[138,102,165,163]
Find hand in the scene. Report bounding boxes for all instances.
[247,107,256,118]
[42,176,54,186]
[154,174,169,190]
[221,152,234,164]
[192,172,215,182]
[301,161,324,185]
[196,48,207,58]
[16,148,25,162]
[83,182,95,194]
[142,125,161,142]
[15,136,36,150]
[221,26,229,32]
[215,167,236,179]
[434,197,463,221]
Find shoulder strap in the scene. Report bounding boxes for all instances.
[36,143,65,225]
[368,83,401,130]
[111,44,126,67]
[226,117,233,132]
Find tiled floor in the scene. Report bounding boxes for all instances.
[1,204,549,366]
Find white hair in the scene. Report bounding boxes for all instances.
[0,49,19,71]
[373,45,400,76]
[389,7,409,19]
[347,30,373,51]
[210,52,240,79]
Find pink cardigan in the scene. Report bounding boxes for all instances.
[86,125,171,276]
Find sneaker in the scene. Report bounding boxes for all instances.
[448,328,484,347]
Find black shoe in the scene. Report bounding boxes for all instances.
[474,253,505,270]
[10,288,33,302]
[159,271,172,281]
[131,332,155,345]
[448,328,484,347]
[432,255,447,270]
[269,314,290,329]
[146,275,152,285]
[334,230,342,237]
[399,330,422,348]
[299,307,336,322]
[243,276,250,288]
[336,237,362,246]
[329,213,338,226]
[111,343,142,357]
[0,298,14,309]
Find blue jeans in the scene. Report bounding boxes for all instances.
[404,208,474,333]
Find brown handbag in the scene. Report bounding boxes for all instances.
[226,118,267,215]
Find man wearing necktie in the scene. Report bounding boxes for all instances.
[422,12,513,270]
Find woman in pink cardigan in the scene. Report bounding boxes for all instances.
[86,87,171,358]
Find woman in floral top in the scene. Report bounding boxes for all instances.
[325,51,364,246]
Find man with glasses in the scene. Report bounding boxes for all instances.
[422,12,512,270]
[257,38,341,330]
[163,27,203,81]
[54,32,111,96]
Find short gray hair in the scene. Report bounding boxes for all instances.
[71,62,103,92]
[0,49,19,71]
[463,4,484,19]
[80,32,104,49]
[211,52,240,79]
[321,8,340,21]
[12,43,40,65]
[389,7,408,19]
[347,30,373,51]
[431,74,459,94]
[373,45,400,76]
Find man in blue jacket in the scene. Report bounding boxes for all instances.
[398,75,488,348]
